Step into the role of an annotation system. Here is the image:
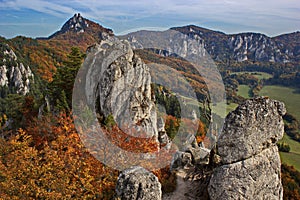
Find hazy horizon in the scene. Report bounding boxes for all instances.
[0,0,299,39]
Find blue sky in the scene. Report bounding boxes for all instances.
[0,0,299,38]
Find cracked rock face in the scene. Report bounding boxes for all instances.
[208,97,285,200]
[116,166,162,200]
[208,146,283,200]
[218,97,286,164]
[85,39,158,139]
[0,44,34,95]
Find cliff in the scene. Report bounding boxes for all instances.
[115,96,285,199]
[76,34,286,199]
[0,43,34,96]
[172,25,300,63]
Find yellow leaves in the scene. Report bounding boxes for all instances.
[0,113,119,199]
[63,124,69,132]
[0,114,7,127]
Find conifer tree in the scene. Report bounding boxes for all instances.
[50,47,85,112]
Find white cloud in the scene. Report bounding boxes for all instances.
[0,0,76,17]
[0,0,299,36]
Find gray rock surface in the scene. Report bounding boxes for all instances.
[116,166,162,200]
[186,146,210,165]
[218,97,286,164]
[171,26,298,63]
[0,44,34,95]
[208,146,283,200]
[171,134,211,170]
[171,151,193,170]
[85,39,158,139]
[208,97,285,200]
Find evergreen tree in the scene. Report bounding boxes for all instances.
[50,47,85,112]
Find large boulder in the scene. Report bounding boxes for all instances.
[116,166,162,200]
[208,97,285,200]
[218,97,286,164]
[208,146,283,200]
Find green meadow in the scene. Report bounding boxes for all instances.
[259,85,300,170]
[237,85,251,98]
[259,86,300,121]
[279,134,300,171]
[231,71,273,80]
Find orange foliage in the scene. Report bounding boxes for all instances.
[104,125,159,153]
[281,164,300,199]
[0,114,118,199]
[153,166,177,193]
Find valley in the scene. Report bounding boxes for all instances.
[0,13,299,199]
[233,73,300,172]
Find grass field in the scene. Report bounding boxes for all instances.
[212,102,238,118]
[231,71,273,80]
[280,134,300,154]
[259,85,300,170]
[279,134,300,171]
[280,151,300,172]
[251,72,273,80]
[237,85,251,98]
[259,86,300,122]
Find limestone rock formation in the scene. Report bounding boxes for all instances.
[208,97,285,200]
[116,166,162,200]
[208,146,283,200]
[171,137,210,170]
[171,151,193,170]
[84,38,158,139]
[218,97,286,164]
[48,13,113,39]
[172,25,299,63]
[0,43,34,95]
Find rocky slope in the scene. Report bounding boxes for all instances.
[170,25,299,63]
[0,14,294,199]
[116,166,162,200]
[83,38,158,139]
[115,97,286,200]
[208,97,285,200]
[48,13,113,40]
[0,43,34,96]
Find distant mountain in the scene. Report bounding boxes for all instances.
[273,31,300,61]
[0,14,115,85]
[1,14,299,86]
[48,13,113,40]
[122,24,300,63]
[37,13,114,54]
[171,25,300,63]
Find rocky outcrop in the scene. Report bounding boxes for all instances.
[171,145,211,170]
[228,33,286,62]
[218,97,285,164]
[116,166,162,200]
[157,117,171,149]
[0,43,34,95]
[208,146,283,200]
[113,97,285,200]
[208,97,285,200]
[48,13,113,39]
[171,25,300,63]
[84,38,158,139]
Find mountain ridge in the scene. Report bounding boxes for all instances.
[1,14,298,64]
[43,13,114,40]
[1,14,299,84]
[170,25,300,62]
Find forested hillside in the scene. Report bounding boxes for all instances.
[0,14,299,199]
